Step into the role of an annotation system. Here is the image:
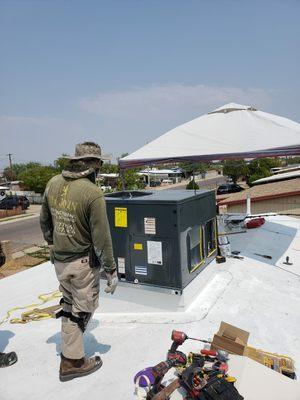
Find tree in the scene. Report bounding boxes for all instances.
[19,165,58,193]
[120,152,129,158]
[286,156,300,165]
[116,169,144,190]
[54,154,70,172]
[101,163,119,174]
[186,179,199,190]
[222,160,248,183]
[3,162,41,181]
[247,158,281,186]
[179,162,208,178]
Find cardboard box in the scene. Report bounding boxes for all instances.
[211,321,249,355]
[211,322,295,378]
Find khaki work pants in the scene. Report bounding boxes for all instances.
[54,256,100,359]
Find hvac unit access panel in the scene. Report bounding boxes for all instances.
[105,190,217,291]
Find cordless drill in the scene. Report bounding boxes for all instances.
[167,330,210,367]
[146,359,177,399]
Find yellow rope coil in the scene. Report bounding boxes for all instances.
[0,290,62,325]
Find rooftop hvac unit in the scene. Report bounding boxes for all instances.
[105,190,217,292]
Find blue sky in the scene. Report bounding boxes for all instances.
[1,0,300,167]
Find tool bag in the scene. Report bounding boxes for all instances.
[197,376,244,400]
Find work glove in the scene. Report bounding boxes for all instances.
[105,269,118,295]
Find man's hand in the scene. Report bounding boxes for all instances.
[0,253,5,268]
[0,244,6,268]
[49,244,54,264]
[104,269,118,295]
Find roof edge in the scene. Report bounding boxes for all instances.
[219,190,300,206]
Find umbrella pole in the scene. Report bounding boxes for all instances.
[122,170,126,191]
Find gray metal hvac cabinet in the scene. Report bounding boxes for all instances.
[105,190,217,291]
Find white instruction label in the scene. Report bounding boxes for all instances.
[117,257,125,274]
[147,241,163,265]
[135,265,148,276]
[144,217,156,235]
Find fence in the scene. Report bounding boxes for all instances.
[0,206,24,219]
[13,191,43,204]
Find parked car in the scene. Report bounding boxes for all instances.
[162,179,173,184]
[149,181,161,187]
[0,196,18,210]
[217,184,244,195]
[0,195,30,210]
[18,195,30,210]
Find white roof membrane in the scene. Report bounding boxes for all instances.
[0,215,300,399]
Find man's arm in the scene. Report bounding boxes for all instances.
[89,195,116,272]
[40,191,54,244]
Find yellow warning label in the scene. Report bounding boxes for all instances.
[134,243,143,250]
[115,207,127,228]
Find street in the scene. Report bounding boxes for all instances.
[169,175,226,190]
[0,215,44,252]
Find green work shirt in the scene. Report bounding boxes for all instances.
[40,174,116,272]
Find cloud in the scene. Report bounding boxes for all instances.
[79,83,272,121]
[0,115,87,167]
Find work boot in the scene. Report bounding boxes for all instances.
[0,351,18,368]
[59,354,102,382]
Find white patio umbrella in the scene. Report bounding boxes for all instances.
[119,103,300,168]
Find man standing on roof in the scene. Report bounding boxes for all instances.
[0,242,18,368]
[40,142,118,382]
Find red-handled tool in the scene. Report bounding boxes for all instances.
[200,349,217,357]
[170,330,211,352]
[201,349,229,363]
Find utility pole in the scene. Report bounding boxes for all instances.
[6,153,13,181]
